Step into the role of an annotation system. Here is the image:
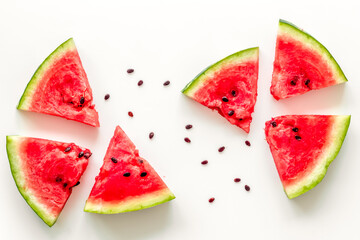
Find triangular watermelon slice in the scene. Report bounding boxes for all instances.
[182,47,259,133]
[265,115,350,199]
[17,38,100,127]
[271,20,347,100]
[6,136,91,226]
[84,126,175,213]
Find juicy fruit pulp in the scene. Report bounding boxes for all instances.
[84,126,175,214]
[6,136,90,226]
[182,47,259,133]
[265,115,350,199]
[17,38,100,127]
[271,20,347,100]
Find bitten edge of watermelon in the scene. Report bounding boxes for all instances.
[284,115,351,199]
[181,47,259,97]
[6,135,58,227]
[278,19,347,84]
[17,38,76,110]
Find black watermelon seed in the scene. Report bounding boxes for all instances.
[295,135,301,140]
[305,79,310,85]
[201,160,208,165]
[239,118,243,121]
[111,157,118,163]
[231,90,237,97]
[138,80,143,86]
[228,110,234,116]
[290,80,296,86]
[140,172,147,177]
[292,127,299,132]
[123,172,131,177]
[184,137,191,143]
[185,124,193,130]
[63,183,68,188]
[78,152,84,158]
[84,152,92,159]
[163,80,170,86]
[234,178,241,183]
[104,94,110,100]
[56,177,62,182]
[208,197,215,203]
[64,146,71,152]
[149,132,154,139]
[271,121,277,127]
[138,159,144,164]
[245,140,251,146]
[127,68,134,73]
[80,97,85,105]
[73,181,80,187]
[222,96,229,102]
[218,146,225,152]
[245,185,250,191]
[128,111,134,117]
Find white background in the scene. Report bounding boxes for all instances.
[0,0,359,239]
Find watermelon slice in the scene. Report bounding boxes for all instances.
[6,136,91,226]
[265,115,350,199]
[17,38,100,127]
[84,126,175,214]
[271,20,347,100]
[182,47,259,133]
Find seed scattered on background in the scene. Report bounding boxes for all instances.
[218,146,225,152]
[138,80,143,86]
[245,185,250,191]
[127,69,134,74]
[245,140,251,146]
[201,160,208,165]
[185,124,193,130]
[104,94,110,100]
[149,132,154,139]
[163,80,170,86]
[234,178,241,183]
[208,197,215,203]
[128,111,134,117]
[184,137,191,143]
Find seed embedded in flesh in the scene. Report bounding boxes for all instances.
[78,152,84,158]
[80,97,85,105]
[184,137,191,143]
[305,79,310,86]
[128,111,134,117]
[239,118,243,121]
[138,159,144,164]
[295,135,301,140]
[138,80,143,86]
[149,132,154,139]
[245,185,250,191]
[140,172,147,177]
[56,177,62,182]
[231,90,237,97]
[245,140,251,146]
[222,96,229,102]
[163,80,170,86]
[84,152,92,159]
[218,146,225,152]
[111,157,118,163]
[234,178,241,183]
[201,160,208,165]
[292,127,299,132]
[290,80,297,86]
[228,110,234,116]
[123,172,131,177]
[271,121,277,127]
[73,181,80,187]
[185,124,193,130]
[127,68,134,73]
[208,197,215,203]
[63,183,68,188]
[104,94,110,100]
[64,146,71,152]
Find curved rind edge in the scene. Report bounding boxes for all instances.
[181,47,259,97]
[285,115,351,199]
[278,19,347,84]
[17,38,76,110]
[6,136,57,227]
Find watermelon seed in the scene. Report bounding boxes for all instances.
[218,146,225,152]
[245,140,251,146]
[138,80,143,86]
[56,177,62,182]
[245,185,250,191]
[64,146,71,152]
[290,80,297,86]
[201,160,208,165]
[305,79,310,86]
[127,69,134,73]
[184,137,191,143]
[163,80,170,86]
[104,94,110,100]
[222,96,229,102]
[271,121,277,127]
[111,157,118,163]
[185,124,193,130]
[234,178,241,183]
[78,152,84,158]
[231,90,237,97]
[123,172,131,177]
[80,97,85,105]
[208,197,215,203]
[140,172,147,177]
[69,101,74,104]
[63,183,68,188]
[295,135,301,140]
[292,127,299,132]
[84,152,92,159]
[149,132,154,139]
[239,118,243,121]
[228,110,234,116]
[71,181,80,188]
[138,159,144,164]
[128,111,134,117]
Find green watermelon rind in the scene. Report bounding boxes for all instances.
[6,136,58,227]
[285,115,351,199]
[83,188,175,214]
[181,47,259,97]
[17,38,76,110]
[278,19,347,84]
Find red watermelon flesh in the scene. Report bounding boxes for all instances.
[182,48,259,133]
[271,20,347,100]
[6,136,91,226]
[84,126,175,214]
[17,38,100,127]
[265,115,350,199]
